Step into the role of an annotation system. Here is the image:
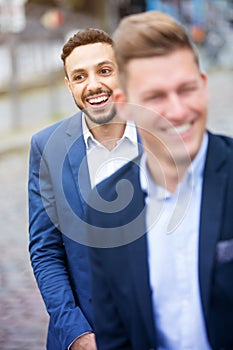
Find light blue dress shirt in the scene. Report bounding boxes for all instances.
[141,133,212,350]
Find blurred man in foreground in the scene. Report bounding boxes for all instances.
[87,11,233,350]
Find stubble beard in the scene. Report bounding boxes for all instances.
[84,103,117,125]
[75,99,117,125]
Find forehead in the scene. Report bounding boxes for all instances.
[125,49,199,90]
[65,42,115,72]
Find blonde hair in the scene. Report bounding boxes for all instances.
[113,11,199,86]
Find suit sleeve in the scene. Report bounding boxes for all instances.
[28,135,92,350]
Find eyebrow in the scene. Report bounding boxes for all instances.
[70,60,115,76]
[96,60,115,68]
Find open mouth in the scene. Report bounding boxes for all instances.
[167,123,192,135]
[86,93,111,108]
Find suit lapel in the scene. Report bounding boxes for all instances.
[128,234,156,345]
[125,168,156,346]
[64,113,91,212]
[199,133,229,322]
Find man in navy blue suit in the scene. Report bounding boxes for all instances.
[87,11,233,350]
[28,28,139,350]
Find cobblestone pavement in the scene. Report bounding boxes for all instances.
[0,69,232,350]
[0,149,48,350]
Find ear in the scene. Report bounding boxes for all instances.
[113,88,132,121]
[200,71,207,86]
[65,76,72,93]
[200,71,208,100]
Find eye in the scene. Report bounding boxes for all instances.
[99,67,113,76]
[72,73,86,83]
[179,85,198,95]
[145,93,165,102]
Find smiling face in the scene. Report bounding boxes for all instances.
[65,42,118,125]
[115,49,208,165]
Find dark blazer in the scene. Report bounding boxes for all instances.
[29,113,94,350]
[87,132,233,350]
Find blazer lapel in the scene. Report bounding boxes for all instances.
[64,113,91,212]
[199,133,229,322]
[128,226,156,345]
[120,159,156,345]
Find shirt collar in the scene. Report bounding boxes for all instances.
[186,132,208,187]
[82,113,94,149]
[82,113,137,150]
[140,132,209,198]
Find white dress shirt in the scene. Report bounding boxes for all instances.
[82,114,139,188]
[68,115,138,349]
[141,133,212,350]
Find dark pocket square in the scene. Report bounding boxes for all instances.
[216,238,233,264]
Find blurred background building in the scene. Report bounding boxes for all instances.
[0,0,232,132]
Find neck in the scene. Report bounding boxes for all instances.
[146,147,190,193]
[86,116,126,151]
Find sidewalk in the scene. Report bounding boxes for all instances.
[0,150,49,350]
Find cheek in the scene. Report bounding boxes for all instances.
[72,86,83,100]
[109,76,119,89]
[194,96,208,121]
[192,88,208,110]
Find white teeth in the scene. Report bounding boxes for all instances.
[88,96,108,104]
[167,124,191,135]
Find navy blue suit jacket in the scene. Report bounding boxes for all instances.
[29,113,94,349]
[87,132,233,350]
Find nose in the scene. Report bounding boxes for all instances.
[86,73,102,92]
[165,93,187,121]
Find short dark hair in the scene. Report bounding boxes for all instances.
[61,27,113,65]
